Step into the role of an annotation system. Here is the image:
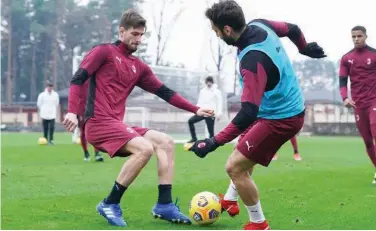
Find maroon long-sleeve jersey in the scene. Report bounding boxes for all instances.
[215,19,307,145]
[339,45,376,108]
[69,40,199,122]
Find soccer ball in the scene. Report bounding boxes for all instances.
[183,142,193,151]
[189,191,222,225]
[38,137,48,145]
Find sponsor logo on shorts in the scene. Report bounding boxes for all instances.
[245,140,254,151]
[373,108,376,111]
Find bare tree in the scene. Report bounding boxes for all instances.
[4,0,13,104]
[149,0,187,66]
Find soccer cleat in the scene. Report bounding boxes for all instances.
[272,154,278,161]
[48,141,55,145]
[84,152,90,162]
[96,201,127,227]
[95,155,104,162]
[372,172,376,185]
[152,199,191,224]
[218,193,239,217]
[243,221,270,230]
[293,153,302,161]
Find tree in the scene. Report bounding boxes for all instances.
[146,0,187,65]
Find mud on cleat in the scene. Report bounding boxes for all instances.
[218,193,240,217]
[152,198,191,224]
[96,201,127,227]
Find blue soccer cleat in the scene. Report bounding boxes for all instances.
[152,198,191,224]
[96,201,127,227]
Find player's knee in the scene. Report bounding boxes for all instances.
[137,141,154,160]
[154,133,174,152]
[225,160,241,178]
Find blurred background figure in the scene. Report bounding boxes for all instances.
[187,76,223,143]
[37,81,59,145]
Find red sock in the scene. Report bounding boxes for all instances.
[290,136,298,154]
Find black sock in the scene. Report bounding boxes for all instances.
[84,151,90,157]
[95,151,100,156]
[104,181,127,204]
[158,184,172,204]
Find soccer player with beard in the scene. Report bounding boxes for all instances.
[339,26,376,184]
[63,9,213,227]
[188,1,326,229]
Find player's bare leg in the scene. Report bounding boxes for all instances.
[226,150,269,230]
[143,130,191,224]
[97,137,154,227]
[290,136,302,161]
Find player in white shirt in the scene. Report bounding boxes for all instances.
[37,81,60,145]
[187,76,223,143]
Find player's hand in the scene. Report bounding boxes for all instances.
[344,98,356,108]
[189,137,220,158]
[300,42,327,58]
[63,112,78,132]
[196,108,214,117]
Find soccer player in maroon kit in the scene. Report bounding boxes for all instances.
[339,26,376,184]
[63,10,213,227]
[189,1,325,229]
[78,81,103,162]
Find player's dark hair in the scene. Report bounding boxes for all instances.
[119,9,147,30]
[205,76,214,83]
[205,0,246,33]
[351,26,367,34]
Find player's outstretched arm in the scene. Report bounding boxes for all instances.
[339,55,356,108]
[64,45,108,132]
[253,19,326,58]
[252,19,307,51]
[137,64,213,117]
[189,52,266,158]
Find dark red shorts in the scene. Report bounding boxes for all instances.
[354,101,376,141]
[236,113,305,167]
[85,117,149,157]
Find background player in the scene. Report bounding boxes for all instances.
[63,9,213,227]
[187,76,222,143]
[78,81,103,162]
[189,1,326,229]
[272,136,302,161]
[339,26,376,184]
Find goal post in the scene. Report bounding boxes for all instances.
[123,107,150,128]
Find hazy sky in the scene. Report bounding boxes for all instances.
[151,0,375,69]
[80,0,376,91]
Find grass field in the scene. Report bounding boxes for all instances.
[1,133,376,230]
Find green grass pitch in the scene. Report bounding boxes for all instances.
[1,133,376,230]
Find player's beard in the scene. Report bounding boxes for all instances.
[222,35,236,46]
[127,43,138,53]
